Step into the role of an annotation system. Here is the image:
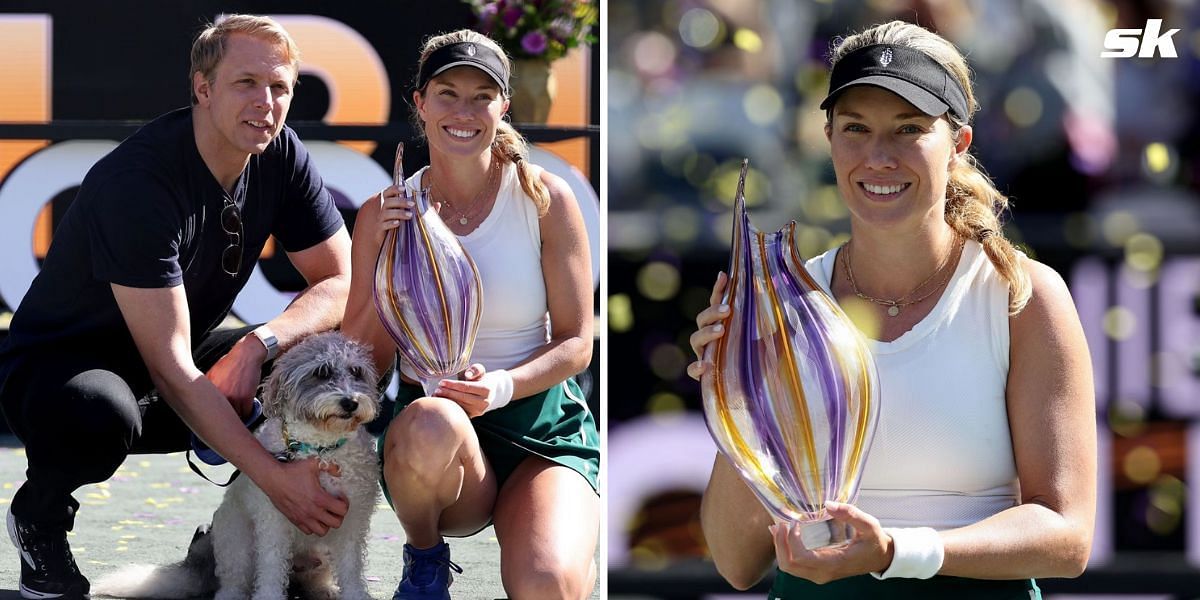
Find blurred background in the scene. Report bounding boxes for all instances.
[607,0,1200,597]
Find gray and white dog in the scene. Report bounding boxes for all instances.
[94,331,382,600]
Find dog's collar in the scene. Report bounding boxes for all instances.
[286,437,349,457]
[278,420,349,461]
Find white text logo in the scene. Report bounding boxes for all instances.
[1102,19,1180,58]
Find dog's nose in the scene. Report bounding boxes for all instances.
[339,397,359,413]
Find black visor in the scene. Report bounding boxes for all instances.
[416,41,510,95]
[820,44,969,121]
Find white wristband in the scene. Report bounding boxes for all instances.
[480,369,514,413]
[870,527,944,580]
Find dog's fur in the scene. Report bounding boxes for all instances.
[94,332,382,600]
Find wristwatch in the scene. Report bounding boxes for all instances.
[250,325,279,361]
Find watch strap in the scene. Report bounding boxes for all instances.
[251,325,279,361]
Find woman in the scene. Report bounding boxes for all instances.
[689,21,1095,598]
[342,30,599,600]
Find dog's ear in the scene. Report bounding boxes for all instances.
[345,338,380,385]
[261,360,285,419]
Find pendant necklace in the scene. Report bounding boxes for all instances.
[841,237,963,317]
[427,163,499,226]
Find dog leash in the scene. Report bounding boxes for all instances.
[186,449,244,487]
[186,399,268,487]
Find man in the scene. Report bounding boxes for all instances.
[0,15,352,599]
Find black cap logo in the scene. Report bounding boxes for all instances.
[466,43,477,57]
[880,47,893,67]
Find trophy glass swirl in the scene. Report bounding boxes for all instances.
[373,143,484,395]
[701,159,881,549]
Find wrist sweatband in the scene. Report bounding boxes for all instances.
[871,527,944,580]
[480,369,514,413]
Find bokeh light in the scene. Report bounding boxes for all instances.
[710,161,768,208]
[1108,399,1147,438]
[1143,142,1173,175]
[1003,87,1043,128]
[1123,445,1161,485]
[733,28,763,53]
[678,8,723,49]
[1146,476,1186,536]
[800,185,847,224]
[610,293,634,333]
[646,391,686,414]
[1101,211,1140,247]
[1102,306,1136,341]
[636,106,690,151]
[638,261,682,301]
[743,84,783,125]
[631,31,677,76]
[838,296,883,341]
[1124,232,1164,273]
[794,224,833,261]
[683,152,718,189]
[649,342,688,380]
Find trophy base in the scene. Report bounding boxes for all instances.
[799,518,853,550]
[420,378,441,397]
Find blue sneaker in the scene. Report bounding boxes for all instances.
[392,542,462,600]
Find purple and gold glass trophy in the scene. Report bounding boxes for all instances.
[373,143,484,394]
[701,160,881,548]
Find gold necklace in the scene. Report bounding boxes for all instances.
[427,164,499,226]
[841,237,963,317]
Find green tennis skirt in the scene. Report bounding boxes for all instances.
[378,377,600,504]
[769,571,1041,599]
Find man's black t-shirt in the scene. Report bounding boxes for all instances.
[0,108,344,360]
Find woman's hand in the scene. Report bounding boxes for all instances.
[434,364,514,418]
[769,502,894,584]
[372,184,417,244]
[687,271,730,381]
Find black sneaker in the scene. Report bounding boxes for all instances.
[6,509,89,599]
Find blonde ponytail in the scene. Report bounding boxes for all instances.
[829,21,1030,314]
[492,120,550,217]
[945,149,1031,314]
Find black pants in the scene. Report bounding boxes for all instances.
[0,325,264,531]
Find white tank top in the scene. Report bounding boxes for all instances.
[403,163,549,376]
[806,240,1019,530]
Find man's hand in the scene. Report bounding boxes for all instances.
[206,334,267,418]
[256,459,349,536]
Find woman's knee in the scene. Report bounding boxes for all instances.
[383,397,473,470]
[503,559,591,600]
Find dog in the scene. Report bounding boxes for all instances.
[94,331,382,600]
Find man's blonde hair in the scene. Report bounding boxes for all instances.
[189,14,300,104]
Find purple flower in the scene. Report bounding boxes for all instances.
[479,3,499,20]
[521,31,548,55]
[548,17,574,43]
[502,6,523,28]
